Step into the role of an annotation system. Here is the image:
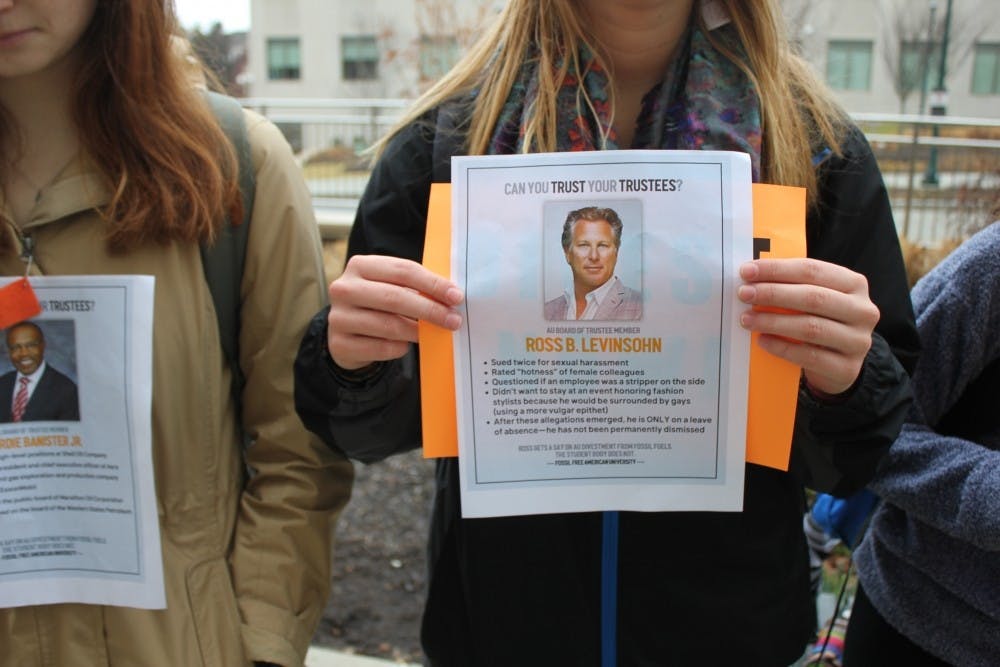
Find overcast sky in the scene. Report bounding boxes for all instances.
[174,0,250,32]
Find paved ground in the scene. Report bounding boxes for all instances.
[309,448,432,662]
[307,645,418,667]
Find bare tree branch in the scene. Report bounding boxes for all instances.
[879,0,995,113]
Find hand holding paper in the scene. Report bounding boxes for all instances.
[327,255,464,370]
[737,258,880,397]
[422,180,811,472]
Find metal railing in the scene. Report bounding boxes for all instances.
[240,97,407,214]
[853,113,1000,245]
[241,98,1000,245]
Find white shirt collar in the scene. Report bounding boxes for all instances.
[701,0,731,30]
[564,276,619,320]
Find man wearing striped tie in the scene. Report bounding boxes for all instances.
[1,322,79,423]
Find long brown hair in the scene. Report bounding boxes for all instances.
[377,0,847,207]
[70,0,241,251]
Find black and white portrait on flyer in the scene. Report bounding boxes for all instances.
[0,276,162,609]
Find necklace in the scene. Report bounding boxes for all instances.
[5,152,78,205]
[8,164,45,204]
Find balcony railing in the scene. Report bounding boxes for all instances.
[241,98,1000,245]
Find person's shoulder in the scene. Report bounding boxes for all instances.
[241,108,298,174]
[959,219,1000,256]
[364,106,448,198]
[43,365,76,386]
[615,277,641,297]
[380,95,474,169]
[379,106,444,167]
[545,293,567,305]
[544,294,567,307]
[815,120,875,173]
[925,222,1000,279]
[841,123,880,166]
[914,222,1000,304]
[544,295,567,319]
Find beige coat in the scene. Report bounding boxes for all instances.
[0,111,354,667]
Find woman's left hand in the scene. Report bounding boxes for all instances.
[737,258,880,398]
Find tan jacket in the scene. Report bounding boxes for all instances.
[0,111,354,667]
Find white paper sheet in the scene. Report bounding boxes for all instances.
[0,275,163,609]
[451,150,752,517]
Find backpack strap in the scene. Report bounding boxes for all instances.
[200,91,256,428]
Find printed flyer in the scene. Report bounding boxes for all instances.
[0,276,163,609]
[451,150,752,517]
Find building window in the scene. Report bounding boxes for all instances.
[826,40,872,91]
[267,38,301,80]
[342,36,378,81]
[419,35,459,82]
[900,40,941,97]
[971,43,1000,94]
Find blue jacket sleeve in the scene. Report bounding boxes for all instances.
[866,223,1000,550]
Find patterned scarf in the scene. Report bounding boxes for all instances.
[487,22,762,182]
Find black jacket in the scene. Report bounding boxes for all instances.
[0,365,79,422]
[295,110,918,666]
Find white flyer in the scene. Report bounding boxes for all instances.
[451,150,752,518]
[0,275,163,609]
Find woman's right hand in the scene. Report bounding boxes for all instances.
[326,255,464,370]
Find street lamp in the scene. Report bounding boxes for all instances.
[923,0,953,186]
[903,1,938,237]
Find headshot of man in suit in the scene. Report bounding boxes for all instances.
[1,321,80,423]
[544,206,642,321]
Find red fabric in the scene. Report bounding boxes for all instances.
[11,376,30,422]
[0,278,42,330]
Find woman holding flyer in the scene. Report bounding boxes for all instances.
[0,1,352,666]
[295,0,918,664]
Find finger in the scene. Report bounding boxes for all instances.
[740,258,870,295]
[755,334,865,396]
[326,304,419,370]
[347,255,464,306]
[329,305,421,343]
[737,282,880,328]
[740,309,873,358]
[756,334,844,373]
[329,277,463,331]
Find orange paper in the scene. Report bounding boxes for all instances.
[0,278,43,330]
[745,184,807,470]
[419,184,460,458]
[419,182,806,471]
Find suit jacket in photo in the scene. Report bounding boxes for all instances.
[544,276,643,321]
[0,365,80,422]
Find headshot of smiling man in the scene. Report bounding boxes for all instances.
[544,206,642,320]
[0,321,79,423]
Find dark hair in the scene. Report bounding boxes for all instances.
[1,0,242,254]
[561,207,623,251]
[5,321,44,345]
